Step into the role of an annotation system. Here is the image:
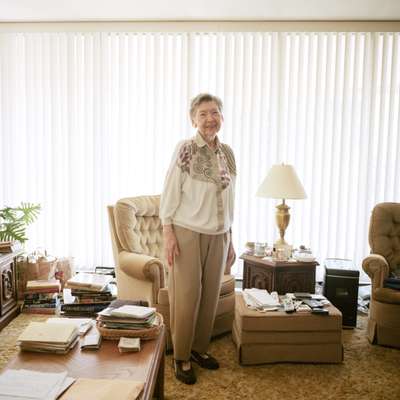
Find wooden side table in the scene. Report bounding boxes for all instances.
[0,250,22,330]
[241,254,318,294]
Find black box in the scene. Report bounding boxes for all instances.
[324,258,359,327]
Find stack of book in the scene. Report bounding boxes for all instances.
[97,303,157,331]
[22,279,61,314]
[65,272,113,292]
[17,321,79,354]
[62,273,116,317]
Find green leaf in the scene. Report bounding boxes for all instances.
[0,202,41,244]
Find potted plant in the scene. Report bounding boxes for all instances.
[0,203,41,247]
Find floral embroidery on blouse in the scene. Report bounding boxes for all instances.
[216,148,231,190]
[176,139,235,190]
[176,142,192,174]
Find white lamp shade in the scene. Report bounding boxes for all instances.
[256,164,307,199]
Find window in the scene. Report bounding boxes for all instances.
[1,31,399,276]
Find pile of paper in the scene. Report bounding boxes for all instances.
[97,304,158,331]
[0,369,75,400]
[17,321,79,354]
[243,288,280,311]
[59,378,144,400]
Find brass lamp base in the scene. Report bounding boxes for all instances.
[274,200,290,247]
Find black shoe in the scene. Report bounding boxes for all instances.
[191,350,219,370]
[173,360,197,385]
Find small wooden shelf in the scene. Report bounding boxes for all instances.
[240,254,318,294]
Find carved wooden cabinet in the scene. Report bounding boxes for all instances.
[0,251,21,330]
[241,254,318,294]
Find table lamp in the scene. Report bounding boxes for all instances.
[256,163,306,247]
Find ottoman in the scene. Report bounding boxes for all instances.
[232,293,343,364]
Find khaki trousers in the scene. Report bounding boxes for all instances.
[169,225,229,361]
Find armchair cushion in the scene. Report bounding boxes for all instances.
[374,287,400,304]
[220,274,236,296]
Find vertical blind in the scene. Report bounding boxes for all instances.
[1,31,399,277]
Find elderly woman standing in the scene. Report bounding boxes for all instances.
[160,93,236,385]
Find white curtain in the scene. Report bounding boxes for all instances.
[1,31,399,277]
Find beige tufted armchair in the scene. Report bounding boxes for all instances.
[107,195,236,349]
[362,202,400,348]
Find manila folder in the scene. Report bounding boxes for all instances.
[60,378,144,400]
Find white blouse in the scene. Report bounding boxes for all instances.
[160,132,236,235]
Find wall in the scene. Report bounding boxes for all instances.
[1,0,400,22]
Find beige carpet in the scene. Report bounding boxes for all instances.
[1,314,399,400]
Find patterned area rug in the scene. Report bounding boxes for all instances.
[1,314,399,400]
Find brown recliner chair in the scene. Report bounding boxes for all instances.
[362,202,400,348]
[107,195,236,349]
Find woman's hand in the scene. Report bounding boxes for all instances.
[163,225,180,267]
[226,240,236,268]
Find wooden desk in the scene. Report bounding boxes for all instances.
[241,254,318,294]
[0,251,22,331]
[6,325,166,400]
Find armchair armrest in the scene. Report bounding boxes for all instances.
[362,254,390,290]
[118,251,165,300]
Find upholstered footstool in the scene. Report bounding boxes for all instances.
[232,293,343,364]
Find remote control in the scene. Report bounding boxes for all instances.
[294,292,312,299]
[302,299,323,309]
[311,308,329,315]
[283,298,295,313]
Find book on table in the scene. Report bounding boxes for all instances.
[22,281,61,315]
[81,331,102,350]
[17,321,79,354]
[25,279,61,293]
[110,305,156,319]
[118,337,141,353]
[65,273,113,292]
[61,302,112,317]
[80,324,102,350]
